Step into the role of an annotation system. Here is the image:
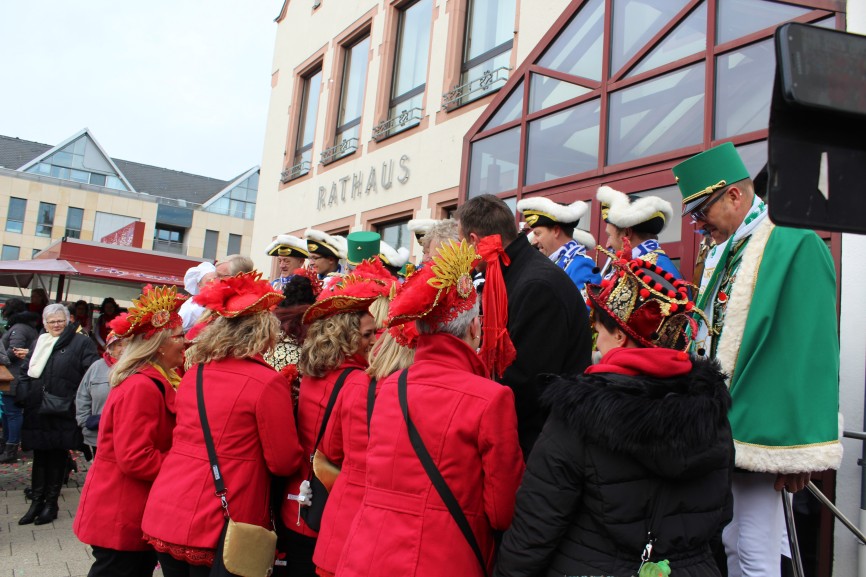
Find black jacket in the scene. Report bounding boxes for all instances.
[1,311,41,397]
[19,323,100,451]
[501,235,592,456]
[495,358,733,577]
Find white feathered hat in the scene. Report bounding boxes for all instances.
[517,197,589,228]
[597,186,673,234]
[378,240,411,270]
[265,234,310,258]
[407,218,438,240]
[305,229,347,260]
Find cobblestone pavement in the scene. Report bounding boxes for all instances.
[0,451,164,577]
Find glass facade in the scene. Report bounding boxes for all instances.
[388,0,433,132]
[25,135,128,191]
[204,171,258,220]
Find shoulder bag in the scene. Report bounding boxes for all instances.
[39,386,74,416]
[397,368,488,576]
[197,364,277,577]
[300,366,359,531]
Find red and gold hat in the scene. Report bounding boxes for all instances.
[388,239,480,328]
[108,285,186,339]
[302,261,395,325]
[586,241,703,351]
[193,271,283,318]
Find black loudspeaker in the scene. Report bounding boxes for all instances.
[768,23,866,235]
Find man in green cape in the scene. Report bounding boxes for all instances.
[673,142,842,577]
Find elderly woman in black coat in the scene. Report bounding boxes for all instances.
[18,303,99,525]
[495,252,733,577]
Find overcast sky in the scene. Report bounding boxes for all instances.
[0,1,284,181]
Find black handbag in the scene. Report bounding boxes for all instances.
[299,367,359,532]
[39,388,73,416]
[397,368,488,575]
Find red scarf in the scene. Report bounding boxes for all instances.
[103,351,119,367]
[476,235,516,379]
[585,347,692,378]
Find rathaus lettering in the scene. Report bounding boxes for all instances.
[317,155,410,210]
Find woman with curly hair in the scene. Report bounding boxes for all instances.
[141,273,303,577]
[280,263,391,577]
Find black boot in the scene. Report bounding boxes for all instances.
[0,443,19,463]
[34,464,63,525]
[19,462,45,525]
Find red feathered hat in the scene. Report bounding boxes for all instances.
[193,271,283,318]
[109,285,186,339]
[388,239,480,328]
[302,264,394,325]
[586,240,703,351]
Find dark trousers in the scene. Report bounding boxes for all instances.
[31,448,67,503]
[156,552,211,577]
[88,546,157,577]
[272,528,317,577]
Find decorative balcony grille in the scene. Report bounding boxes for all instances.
[320,137,359,165]
[372,107,424,142]
[281,160,311,183]
[441,66,510,111]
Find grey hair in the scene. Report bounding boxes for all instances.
[224,254,255,275]
[422,219,459,250]
[416,299,480,338]
[42,303,70,321]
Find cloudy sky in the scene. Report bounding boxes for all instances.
[0,1,284,181]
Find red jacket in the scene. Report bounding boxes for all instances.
[312,362,373,572]
[141,356,302,549]
[280,355,367,537]
[74,364,176,551]
[336,334,524,577]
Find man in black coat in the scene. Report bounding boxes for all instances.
[457,194,592,457]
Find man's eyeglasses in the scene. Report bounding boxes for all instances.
[688,189,726,222]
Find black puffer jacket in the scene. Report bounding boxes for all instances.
[495,357,733,577]
[1,311,41,397]
[19,323,100,451]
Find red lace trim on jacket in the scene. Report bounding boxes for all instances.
[144,533,214,567]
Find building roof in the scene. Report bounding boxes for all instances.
[0,133,233,205]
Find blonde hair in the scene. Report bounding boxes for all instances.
[110,331,171,387]
[368,295,390,329]
[186,313,278,367]
[367,331,414,380]
[299,312,362,378]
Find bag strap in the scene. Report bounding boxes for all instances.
[397,369,487,575]
[148,376,166,397]
[196,364,229,512]
[311,367,359,456]
[366,377,377,435]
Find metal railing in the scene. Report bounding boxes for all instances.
[441,66,510,112]
[281,160,311,183]
[320,137,359,165]
[372,107,424,142]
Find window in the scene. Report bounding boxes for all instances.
[25,135,128,191]
[1,245,20,261]
[154,225,184,255]
[381,0,432,138]
[5,197,26,233]
[93,212,138,242]
[203,230,219,261]
[36,202,56,238]
[377,220,412,252]
[65,207,84,238]
[327,35,371,163]
[32,248,40,258]
[227,233,242,256]
[451,0,515,108]
[204,172,258,220]
[291,67,323,178]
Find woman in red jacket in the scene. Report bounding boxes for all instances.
[279,262,392,577]
[74,285,187,576]
[336,240,525,577]
[141,272,303,577]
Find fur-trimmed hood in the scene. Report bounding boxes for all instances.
[542,357,731,480]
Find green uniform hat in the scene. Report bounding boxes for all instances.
[347,231,381,265]
[673,142,750,215]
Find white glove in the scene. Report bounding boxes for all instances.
[287,480,313,507]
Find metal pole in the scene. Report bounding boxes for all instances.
[783,489,805,577]
[806,481,866,545]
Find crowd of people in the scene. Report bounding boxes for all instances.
[0,143,843,577]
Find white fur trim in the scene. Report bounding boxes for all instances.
[407,218,438,234]
[598,186,673,230]
[379,241,410,268]
[265,234,308,256]
[517,197,589,224]
[305,229,348,259]
[734,439,843,473]
[715,218,774,380]
[573,229,597,250]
